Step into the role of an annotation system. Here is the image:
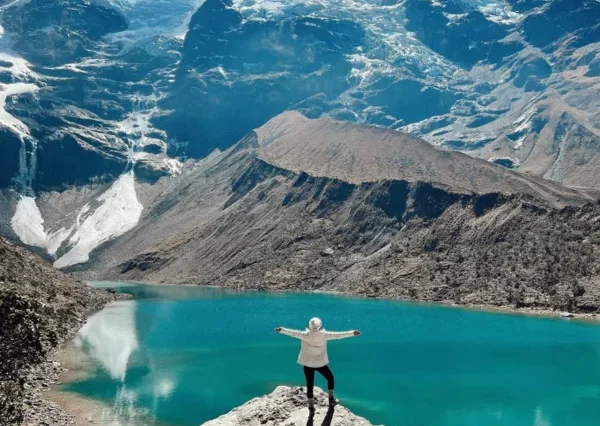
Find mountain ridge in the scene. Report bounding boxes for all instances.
[70,112,600,314]
[252,111,598,207]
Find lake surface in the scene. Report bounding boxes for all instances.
[63,282,600,426]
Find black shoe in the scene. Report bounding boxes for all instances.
[329,397,338,407]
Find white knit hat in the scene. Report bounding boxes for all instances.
[309,317,322,331]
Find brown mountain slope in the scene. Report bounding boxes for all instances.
[78,112,600,313]
[255,112,597,208]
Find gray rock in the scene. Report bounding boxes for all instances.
[201,386,377,426]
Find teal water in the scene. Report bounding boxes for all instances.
[64,282,600,426]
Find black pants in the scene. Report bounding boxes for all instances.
[303,365,335,398]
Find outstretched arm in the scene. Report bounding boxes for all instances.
[275,327,308,340]
[324,330,361,341]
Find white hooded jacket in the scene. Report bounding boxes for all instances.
[280,328,355,368]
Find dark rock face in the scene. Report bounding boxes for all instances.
[2,0,128,65]
[157,0,365,157]
[0,131,21,188]
[545,112,600,186]
[35,134,127,191]
[363,78,459,125]
[404,0,521,69]
[513,57,552,88]
[133,158,171,184]
[492,158,516,169]
[505,0,547,13]
[521,0,600,49]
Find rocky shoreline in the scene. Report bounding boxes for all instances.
[21,306,119,426]
[22,359,81,426]
[0,237,117,425]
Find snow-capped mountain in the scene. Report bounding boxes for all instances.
[0,0,599,269]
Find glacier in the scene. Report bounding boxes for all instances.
[11,171,144,269]
[10,196,71,256]
[54,172,144,269]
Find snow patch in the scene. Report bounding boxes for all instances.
[0,21,40,83]
[54,172,143,268]
[116,94,168,159]
[10,196,71,256]
[163,158,182,175]
[55,58,118,74]
[102,0,205,43]
[11,196,47,248]
[459,0,523,24]
[0,82,39,139]
[511,106,538,149]
[0,0,33,11]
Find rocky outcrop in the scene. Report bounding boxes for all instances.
[0,237,114,425]
[201,386,375,426]
[252,111,597,207]
[2,0,128,65]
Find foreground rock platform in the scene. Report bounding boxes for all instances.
[201,386,376,426]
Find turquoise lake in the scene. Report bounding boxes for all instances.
[64,282,600,426]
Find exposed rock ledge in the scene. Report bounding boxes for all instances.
[201,386,376,426]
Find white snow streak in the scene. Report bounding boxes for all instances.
[54,172,143,269]
[461,0,523,24]
[10,196,70,256]
[11,196,47,248]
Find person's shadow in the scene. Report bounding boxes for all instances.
[306,406,335,426]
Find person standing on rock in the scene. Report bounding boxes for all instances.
[275,317,360,410]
